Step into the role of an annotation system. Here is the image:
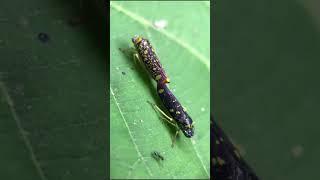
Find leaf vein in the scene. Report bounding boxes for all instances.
[110,86,153,177]
[190,139,209,177]
[0,81,47,180]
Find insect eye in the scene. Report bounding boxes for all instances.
[133,36,142,44]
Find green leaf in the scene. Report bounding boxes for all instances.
[110,1,210,179]
[0,1,106,179]
[214,0,320,179]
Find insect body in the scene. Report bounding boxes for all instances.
[132,35,170,84]
[156,83,194,138]
[131,36,194,146]
[151,151,164,161]
[211,116,259,180]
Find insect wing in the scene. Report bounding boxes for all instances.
[211,116,259,180]
[157,83,194,138]
[133,36,169,83]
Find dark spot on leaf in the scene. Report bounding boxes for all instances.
[38,33,50,43]
[122,72,126,75]
[118,48,125,53]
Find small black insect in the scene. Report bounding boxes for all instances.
[149,83,194,147]
[151,151,164,161]
[211,115,259,180]
[37,32,50,43]
[132,35,170,84]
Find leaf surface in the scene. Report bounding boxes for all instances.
[0,0,106,179]
[110,1,210,179]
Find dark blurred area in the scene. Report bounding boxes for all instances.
[213,0,320,179]
[211,115,259,180]
[0,0,107,179]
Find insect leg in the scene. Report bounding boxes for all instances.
[158,117,180,148]
[147,101,181,147]
[158,116,178,128]
[133,53,140,64]
[119,46,144,66]
[147,101,176,127]
[119,47,140,65]
[132,48,144,65]
[119,47,136,54]
[171,130,180,148]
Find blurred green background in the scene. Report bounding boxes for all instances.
[214,0,320,179]
[110,1,210,179]
[0,0,106,179]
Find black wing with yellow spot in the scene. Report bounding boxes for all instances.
[157,83,194,138]
[211,116,259,180]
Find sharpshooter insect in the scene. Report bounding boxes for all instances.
[132,35,170,84]
[131,36,194,147]
[211,115,259,180]
[148,83,194,147]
